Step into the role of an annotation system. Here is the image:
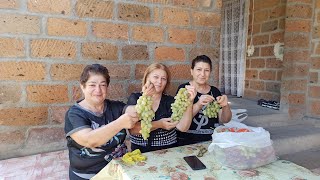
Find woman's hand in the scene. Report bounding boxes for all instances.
[197,95,215,106]
[118,113,139,129]
[216,95,228,107]
[185,85,197,102]
[159,118,179,130]
[142,81,155,96]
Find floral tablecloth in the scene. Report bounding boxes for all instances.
[92,142,319,180]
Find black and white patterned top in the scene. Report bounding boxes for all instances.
[127,93,176,151]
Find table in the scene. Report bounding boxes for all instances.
[92,142,320,180]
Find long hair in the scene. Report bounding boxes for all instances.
[142,63,171,93]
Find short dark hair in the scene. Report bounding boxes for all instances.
[191,55,212,70]
[80,64,110,87]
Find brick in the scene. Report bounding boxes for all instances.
[0,107,47,126]
[287,0,311,3]
[0,84,21,104]
[253,35,269,45]
[261,46,274,57]
[128,83,141,95]
[283,50,310,63]
[132,26,164,42]
[92,22,128,40]
[138,0,170,4]
[50,64,85,81]
[317,0,320,8]
[25,127,65,148]
[309,72,318,83]
[270,5,285,19]
[254,0,280,11]
[286,4,312,19]
[215,0,222,8]
[72,85,83,102]
[135,64,148,79]
[173,0,197,7]
[0,14,40,34]
[246,59,250,68]
[0,0,19,9]
[283,63,309,78]
[31,39,76,59]
[270,31,284,43]
[282,79,307,92]
[248,24,260,35]
[104,64,131,80]
[266,82,281,92]
[261,20,278,32]
[266,58,282,68]
[0,129,25,150]
[254,10,269,22]
[309,100,320,116]
[200,0,213,8]
[47,18,87,37]
[169,64,192,80]
[315,44,320,55]
[155,46,185,61]
[26,85,68,103]
[310,58,320,70]
[108,83,126,100]
[212,32,220,48]
[118,3,150,22]
[285,20,311,32]
[154,7,160,22]
[284,34,309,48]
[288,93,305,105]
[28,0,71,14]
[250,58,265,68]
[244,89,258,100]
[189,47,219,62]
[122,45,149,60]
[259,70,276,80]
[288,106,305,120]
[279,18,285,29]
[198,31,211,45]
[245,70,258,79]
[251,47,260,57]
[249,81,265,91]
[0,38,24,57]
[318,12,320,24]
[0,61,45,81]
[82,42,118,60]
[76,0,113,19]
[50,106,69,124]
[276,70,282,81]
[163,8,190,26]
[192,12,220,27]
[309,86,320,98]
[245,80,249,88]
[168,29,196,44]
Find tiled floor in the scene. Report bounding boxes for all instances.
[0,150,69,180]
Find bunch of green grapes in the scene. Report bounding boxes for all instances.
[171,88,191,122]
[203,101,221,118]
[135,95,154,140]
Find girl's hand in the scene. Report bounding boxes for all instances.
[216,95,228,107]
[159,118,178,130]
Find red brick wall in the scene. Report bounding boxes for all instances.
[244,0,285,101]
[0,0,221,159]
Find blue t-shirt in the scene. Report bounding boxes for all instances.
[176,82,222,146]
[64,99,126,178]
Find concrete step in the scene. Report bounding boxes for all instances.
[265,124,320,156]
[280,147,320,174]
[243,113,302,127]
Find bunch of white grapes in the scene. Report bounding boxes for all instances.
[135,95,154,140]
[203,101,221,118]
[171,88,191,122]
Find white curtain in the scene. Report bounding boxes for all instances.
[219,0,248,97]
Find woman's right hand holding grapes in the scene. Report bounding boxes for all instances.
[142,81,155,96]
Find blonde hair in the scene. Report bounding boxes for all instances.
[142,63,171,93]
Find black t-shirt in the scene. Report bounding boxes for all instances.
[127,93,176,152]
[64,99,126,179]
[176,82,222,146]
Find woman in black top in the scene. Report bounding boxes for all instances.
[64,64,139,180]
[176,55,232,146]
[127,63,196,153]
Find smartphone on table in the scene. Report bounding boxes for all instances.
[183,155,206,170]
